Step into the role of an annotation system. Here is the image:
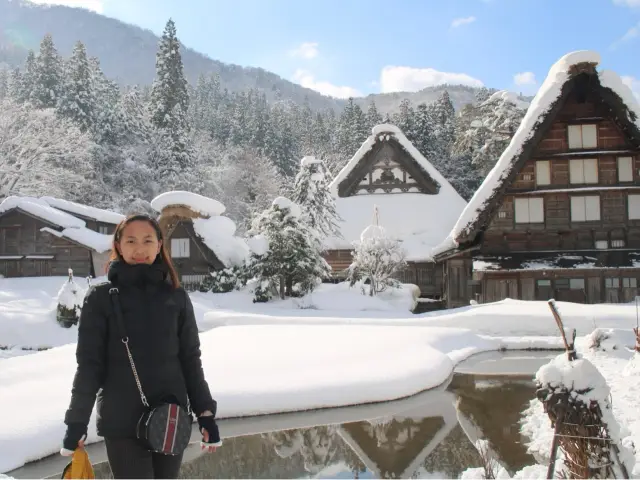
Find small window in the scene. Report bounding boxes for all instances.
[498,211,507,219]
[618,157,634,182]
[536,160,550,186]
[555,278,569,289]
[623,278,637,288]
[571,196,600,222]
[515,197,544,224]
[522,173,532,181]
[569,278,585,290]
[629,195,640,220]
[568,124,597,149]
[569,159,598,184]
[595,240,608,249]
[611,239,626,248]
[171,238,190,258]
[98,225,109,234]
[537,279,551,287]
[605,278,620,288]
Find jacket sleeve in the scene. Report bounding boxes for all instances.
[64,287,108,427]
[178,290,217,417]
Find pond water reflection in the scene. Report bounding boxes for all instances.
[102,374,537,479]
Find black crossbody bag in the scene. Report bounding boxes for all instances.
[108,287,192,455]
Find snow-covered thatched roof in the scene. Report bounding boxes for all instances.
[326,124,467,262]
[447,50,640,249]
[41,196,125,224]
[151,191,250,268]
[0,196,115,252]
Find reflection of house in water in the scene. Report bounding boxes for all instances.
[337,392,459,478]
[449,374,538,474]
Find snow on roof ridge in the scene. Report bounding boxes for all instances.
[40,196,125,225]
[599,69,640,131]
[328,123,461,199]
[448,49,612,244]
[151,191,226,217]
[0,196,86,229]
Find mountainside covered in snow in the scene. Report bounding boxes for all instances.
[0,0,528,114]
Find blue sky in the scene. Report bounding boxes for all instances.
[32,0,640,100]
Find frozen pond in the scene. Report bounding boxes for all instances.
[8,351,555,479]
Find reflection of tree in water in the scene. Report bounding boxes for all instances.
[419,424,483,479]
[265,426,339,474]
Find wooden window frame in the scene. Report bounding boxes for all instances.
[617,157,634,183]
[170,238,190,258]
[628,194,640,220]
[570,195,601,222]
[569,158,598,184]
[535,160,551,186]
[567,124,598,150]
[514,197,544,224]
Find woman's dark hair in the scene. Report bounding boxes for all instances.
[108,214,181,289]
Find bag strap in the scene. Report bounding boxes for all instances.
[108,287,149,408]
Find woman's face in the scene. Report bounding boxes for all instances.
[117,220,162,265]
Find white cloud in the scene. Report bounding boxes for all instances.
[380,66,483,93]
[27,0,104,12]
[289,42,319,60]
[451,16,476,28]
[293,69,362,99]
[622,75,640,102]
[514,72,537,86]
[613,0,640,7]
[611,21,640,49]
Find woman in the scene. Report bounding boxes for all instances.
[61,214,221,479]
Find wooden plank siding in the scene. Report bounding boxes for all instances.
[450,66,640,307]
[476,269,640,304]
[0,209,94,277]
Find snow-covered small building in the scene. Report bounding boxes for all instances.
[325,124,467,304]
[151,191,249,289]
[435,51,640,306]
[0,196,124,277]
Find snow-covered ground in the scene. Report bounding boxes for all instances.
[1,276,640,475]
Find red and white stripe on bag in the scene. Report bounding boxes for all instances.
[162,404,180,454]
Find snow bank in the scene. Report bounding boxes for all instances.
[451,50,602,242]
[326,124,467,261]
[41,197,124,225]
[192,217,249,268]
[203,297,640,338]
[0,325,500,473]
[150,191,225,217]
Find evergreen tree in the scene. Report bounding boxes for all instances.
[57,41,95,132]
[15,51,37,103]
[119,85,151,143]
[148,19,193,178]
[427,91,456,169]
[0,68,8,100]
[365,100,383,129]
[337,98,367,157]
[290,156,342,243]
[31,34,62,108]
[89,57,122,145]
[149,18,189,131]
[248,197,330,301]
[393,99,415,139]
[348,208,406,296]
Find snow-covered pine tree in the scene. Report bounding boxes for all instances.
[57,41,95,132]
[290,156,342,243]
[14,51,37,104]
[365,100,383,129]
[89,56,122,145]
[56,269,85,328]
[426,91,456,169]
[0,68,8,100]
[31,34,62,109]
[119,85,151,143]
[148,19,193,181]
[149,18,189,131]
[336,98,367,158]
[248,197,330,301]
[348,207,406,296]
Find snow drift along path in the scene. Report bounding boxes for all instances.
[0,325,498,474]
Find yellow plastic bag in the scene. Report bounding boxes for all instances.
[61,448,95,479]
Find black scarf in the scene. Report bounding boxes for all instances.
[107,258,169,288]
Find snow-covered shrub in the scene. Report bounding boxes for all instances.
[248,197,330,302]
[56,269,86,328]
[348,221,406,296]
[202,265,250,293]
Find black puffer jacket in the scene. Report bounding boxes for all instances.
[64,260,217,438]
